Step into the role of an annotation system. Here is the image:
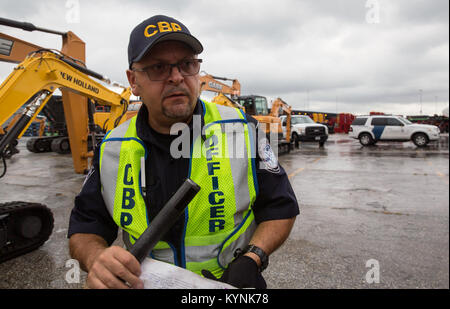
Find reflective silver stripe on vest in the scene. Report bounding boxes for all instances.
[185,243,219,263]
[123,229,176,264]
[151,248,176,264]
[186,104,255,267]
[100,118,134,218]
[184,219,257,267]
[218,219,256,267]
[226,123,250,226]
[215,104,251,225]
[215,103,242,121]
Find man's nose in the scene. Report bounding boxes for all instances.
[167,65,184,84]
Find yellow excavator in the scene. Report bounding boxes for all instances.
[1,17,90,167]
[0,18,130,263]
[0,49,131,160]
[0,17,130,172]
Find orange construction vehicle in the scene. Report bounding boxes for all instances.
[1,17,92,172]
[270,97,292,142]
[0,18,132,263]
[0,18,129,173]
[0,49,131,173]
[93,99,142,132]
[235,95,292,148]
[199,74,292,148]
[199,72,244,110]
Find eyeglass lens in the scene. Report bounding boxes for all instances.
[146,59,201,81]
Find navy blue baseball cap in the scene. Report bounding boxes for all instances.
[128,15,203,68]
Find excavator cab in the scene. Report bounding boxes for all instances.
[236,95,269,116]
[236,95,292,153]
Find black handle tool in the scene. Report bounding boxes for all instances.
[129,178,201,263]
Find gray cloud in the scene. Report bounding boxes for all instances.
[0,0,448,115]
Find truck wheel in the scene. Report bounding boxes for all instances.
[319,137,327,147]
[359,133,374,146]
[412,133,429,147]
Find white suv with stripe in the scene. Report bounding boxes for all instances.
[349,115,440,147]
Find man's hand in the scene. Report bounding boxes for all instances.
[69,234,144,289]
[86,246,144,289]
[202,255,267,289]
[202,218,296,288]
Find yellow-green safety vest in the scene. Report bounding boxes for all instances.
[99,100,258,276]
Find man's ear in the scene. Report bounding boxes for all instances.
[126,69,140,96]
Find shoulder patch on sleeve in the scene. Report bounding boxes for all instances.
[258,137,280,173]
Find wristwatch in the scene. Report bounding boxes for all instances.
[235,244,269,272]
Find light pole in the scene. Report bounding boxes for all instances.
[306,89,310,110]
[335,95,338,114]
[419,89,423,115]
[435,96,438,115]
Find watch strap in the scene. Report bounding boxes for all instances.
[238,244,269,272]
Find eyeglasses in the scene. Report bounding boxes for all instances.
[132,59,203,81]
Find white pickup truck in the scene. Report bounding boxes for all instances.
[280,115,329,147]
[349,115,440,147]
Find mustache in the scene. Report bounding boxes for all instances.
[162,87,191,98]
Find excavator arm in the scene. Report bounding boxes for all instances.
[0,17,66,64]
[0,17,107,174]
[269,98,292,143]
[199,72,244,110]
[199,73,241,97]
[0,50,129,129]
[270,98,291,117]
[0,50,131,173]
[0,32,44,64]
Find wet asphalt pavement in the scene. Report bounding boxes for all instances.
[0,134,448,289]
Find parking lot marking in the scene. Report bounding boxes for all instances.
[288,167,304,180]
[425,158,449,185]
[288,158,321,180]
[436,171,449,184]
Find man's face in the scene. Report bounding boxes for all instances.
[127,41,200,126]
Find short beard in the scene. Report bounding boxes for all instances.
[161,86,196,120]
[161,95,196,120]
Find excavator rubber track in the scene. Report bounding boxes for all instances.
[0,201,54,263]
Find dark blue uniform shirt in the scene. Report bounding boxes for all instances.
[68,100,299,260]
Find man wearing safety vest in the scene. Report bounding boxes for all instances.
[68,15,299,289]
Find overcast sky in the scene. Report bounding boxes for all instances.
[0,0,448,116]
